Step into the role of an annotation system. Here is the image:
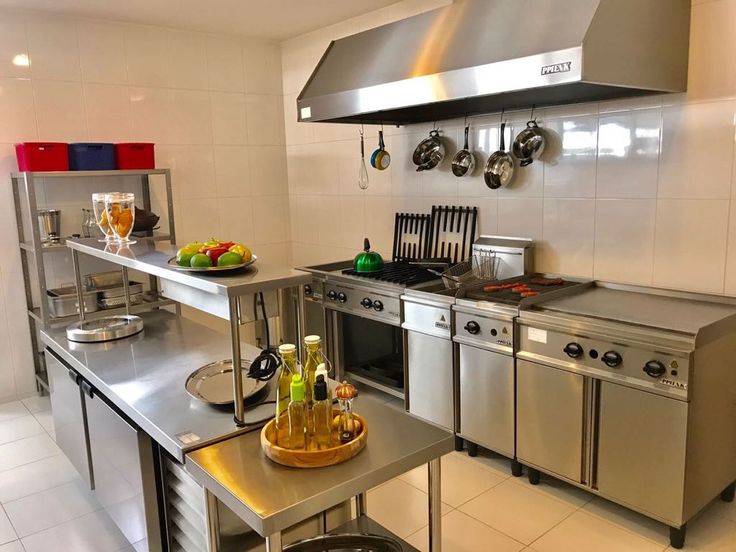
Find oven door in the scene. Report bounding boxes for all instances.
[328,309,405,399]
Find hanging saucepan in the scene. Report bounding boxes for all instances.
[512,119,546,167]
[353,238,384,273]
[370,130,391,170]
[451,124,475,177]
[412,129,444,172]
[484,121,515,189]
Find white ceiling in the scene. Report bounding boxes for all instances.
[0,0,399,40]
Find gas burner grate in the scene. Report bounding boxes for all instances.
[342,262,439,286]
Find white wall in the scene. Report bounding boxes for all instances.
[0,8,287,401]
[282,0,736,298]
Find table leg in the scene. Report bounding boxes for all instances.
[228,297,245,426]
[265,531,283,552]
[355,492,367,517]
[428,457,442,552]
[203,488,220,552]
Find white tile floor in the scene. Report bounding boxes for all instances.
[0,396,733,551]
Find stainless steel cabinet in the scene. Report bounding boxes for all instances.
[458,344,514,457]
[596,382,688,524]
[516,359,585,483]
[407,331,454,430]
[47,351,93,487]
[86,388,161,551]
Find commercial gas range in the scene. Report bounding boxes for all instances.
[516,283,736,549]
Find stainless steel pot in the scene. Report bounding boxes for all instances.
[412,130,444,171]
[512,120,546,166]
[451,125,475,177]
[283,533,403,551]
[484,121,515,189]
[37,209,61,244]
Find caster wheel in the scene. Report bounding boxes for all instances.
[511,459,523,477]
[721,481,735,503]
[528,468,540,485]
[669,525,686,549]
[454,436,464,452]
[467,442,478,457]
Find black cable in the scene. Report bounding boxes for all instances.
[246,292,280,381]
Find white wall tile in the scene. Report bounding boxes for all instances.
[0,12,29,79]
[210,91,247,145]
[205,35,244,92]
[33,80,87,141]
[596,109,660,199]
[243,39,283,95]
[249,146,288,196]
[83,83,131,142]
[0,77,37,142]
[658,101,735,199]
[540,199,595,277]
[653,199,729,293]
[497,198,543,241]
[253,195,290,244]
[723,202,736,295]
[594,200,656,285]
[213,145,250,198]
[26,15,79,81]
[129,87,212,144]
[543,115,598,198]
[246,94,285,145]
[217,198,254,244]
[77,20,127,84]
[156,145,215,201]
[177,198,220,245]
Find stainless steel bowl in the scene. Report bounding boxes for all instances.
[512,120,546,167]
[412,130,444,171]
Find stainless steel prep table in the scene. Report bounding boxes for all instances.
[40,310,274,462]
[64,237,311,426]
[185,395,454,551]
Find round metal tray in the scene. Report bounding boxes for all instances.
[185,359,268,405]
[66,315,144,343]
[167,254,257,273]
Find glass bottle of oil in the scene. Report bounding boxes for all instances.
[302,335,323,435]
[275,344,297,447]
[288,374,307,450]
[312,375,332,449]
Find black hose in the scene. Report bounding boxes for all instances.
[246,292,280,381]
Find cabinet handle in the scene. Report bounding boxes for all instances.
[80,380,93,398]
[67,368,79,384]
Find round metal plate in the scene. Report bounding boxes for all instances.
[167,254,257,273]
[66,315,144,343]
[185,359,268,405]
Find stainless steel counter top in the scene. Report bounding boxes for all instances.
[185,396,454,536]
[66,238,310,298]
[41,310,275,462]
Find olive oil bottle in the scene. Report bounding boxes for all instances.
[276,344,298,447]
[288,374,307,450]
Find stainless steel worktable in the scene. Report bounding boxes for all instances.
[40,310,275,462]
[185,395,454,550]
[65,237,310,297]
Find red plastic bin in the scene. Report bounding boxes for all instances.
[15,143,69,172]
[115,143,155,170]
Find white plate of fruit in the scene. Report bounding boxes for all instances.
[168,239,256,272]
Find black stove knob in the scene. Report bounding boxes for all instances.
[373,300,384,312]
[327,290,337,301]
[304,285,313,297]
[337,292,347,303]
[563,342,583,359]
[602,351,623,367]
[361,297,373,309]
[464,321,481,335]
[644,360,666,378]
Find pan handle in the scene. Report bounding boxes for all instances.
[500,121,506,152]
[463,125,470,150]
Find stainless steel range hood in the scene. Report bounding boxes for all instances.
[297,0,690,125]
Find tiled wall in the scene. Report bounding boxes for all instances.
[0,8,287,401]
[282,0,736,298]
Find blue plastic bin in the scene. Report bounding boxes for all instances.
[68,143,116,170]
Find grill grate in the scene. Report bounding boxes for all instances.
[342,261,439,286]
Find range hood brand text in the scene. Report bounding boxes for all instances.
[541,61,572,75]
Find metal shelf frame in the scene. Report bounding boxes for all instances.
[10,169,177,393]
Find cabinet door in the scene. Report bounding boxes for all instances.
[596,382,687,525]
[86,391,159,549]
[459,345,514,457]
[47,352,93,487]
[407,331,454,430]
[517,359,585,483]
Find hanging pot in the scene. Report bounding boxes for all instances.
[451,124,475,177]
[370,130,391,170]
[512,120,546,167]
[484,121,515,189]
[412,130,444,172]
[353,238,384,273]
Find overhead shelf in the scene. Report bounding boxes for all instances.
[11,169,170,179]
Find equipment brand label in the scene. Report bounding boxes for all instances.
[661,378,687,390]
[541,61,572,75]
[435,314,450,330]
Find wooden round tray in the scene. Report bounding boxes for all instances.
[261,412,367,468]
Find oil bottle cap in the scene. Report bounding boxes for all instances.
[304,335,321,345]
[278,343,296,354]
[314,374,328,401]
[290,373,306,401]
[315,363,328,380]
